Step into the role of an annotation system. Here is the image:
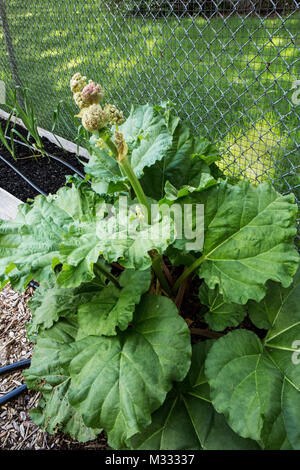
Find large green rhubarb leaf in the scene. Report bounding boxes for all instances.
[59,196,175,273]
[30,379,100,443]
[27,279,104,339]
[0,182,104,290]
[24,318,79,392]
[199,283,247,331]
[205,271,300,449]
[68,294,191,448]
[120,104,173,177]
[141,111,220,200]
[179,180,299,304]
[77,269,151,336]
[129,342,259,450]
[0,197,71,290]
[24,318,99,442]
[248,265,300,331]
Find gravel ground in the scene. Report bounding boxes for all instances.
[0,284,107,450]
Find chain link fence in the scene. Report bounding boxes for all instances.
[0,1,299,205]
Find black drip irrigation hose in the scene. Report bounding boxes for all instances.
[5,135,86,179]
[0,359,31,376]
[0,384,27,406]
[45,152,86,179]
[28,280,40,289]
[0,360,31,406]
[0,153,47,196]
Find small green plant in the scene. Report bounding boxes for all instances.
[8,86,45,157]
[0,108,17,161]
[0,73,299,450]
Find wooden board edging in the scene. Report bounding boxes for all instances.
[0,187,22,220]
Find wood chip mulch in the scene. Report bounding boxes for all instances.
[0,284,107,450]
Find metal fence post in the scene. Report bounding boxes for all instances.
[0,0,24,107]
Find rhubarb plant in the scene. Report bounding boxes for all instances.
[0,73,299,450]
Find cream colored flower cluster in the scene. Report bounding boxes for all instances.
[70,72,125,133]
[104,104,125,126]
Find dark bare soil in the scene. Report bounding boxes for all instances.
[0,118,86,202]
